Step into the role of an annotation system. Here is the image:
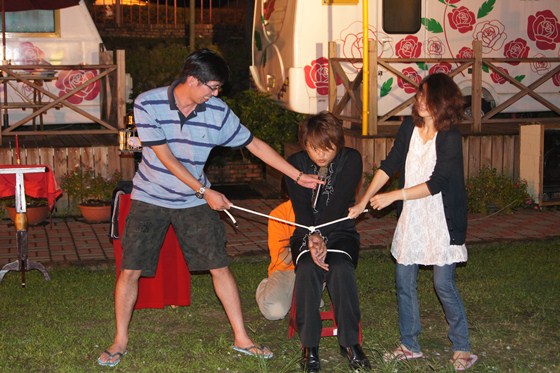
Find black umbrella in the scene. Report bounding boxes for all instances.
[2,0,80,61]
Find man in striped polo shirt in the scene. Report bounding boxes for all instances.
[98,49,321,367]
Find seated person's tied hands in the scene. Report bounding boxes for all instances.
[308,233,328,271]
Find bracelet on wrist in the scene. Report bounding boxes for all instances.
[295,171,303,184]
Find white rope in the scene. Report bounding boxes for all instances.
[223,209,238,228]
[230,204,309,230]
[229,204,368,232]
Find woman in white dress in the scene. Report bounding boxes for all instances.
[349,73,477,371]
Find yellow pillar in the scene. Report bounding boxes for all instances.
[362,0,369,136]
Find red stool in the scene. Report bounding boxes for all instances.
[287,292,362,344]
[113,194,191,309]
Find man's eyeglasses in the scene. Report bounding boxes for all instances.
[202,82,222,93]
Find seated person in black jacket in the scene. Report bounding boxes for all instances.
[285,111,370,372]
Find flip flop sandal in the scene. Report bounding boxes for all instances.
[451,353,478,371]
[97,350,128,367]
[383,345,424,362]
[232,344,274,359]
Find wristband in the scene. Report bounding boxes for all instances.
[295,171,303,184]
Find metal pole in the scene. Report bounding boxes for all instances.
[2,0,5,62]
[362,0,369,136]
[189,0,195,50]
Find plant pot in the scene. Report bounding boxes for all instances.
[78,204,112,223]
[6,205,50,226]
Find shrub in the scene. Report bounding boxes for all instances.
[104,37,251,101]
[466,166,534,214]
[60,168,121,206]
[223,90,304,156]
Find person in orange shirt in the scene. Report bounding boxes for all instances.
[256,200,296,320]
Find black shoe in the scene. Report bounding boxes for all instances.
[300,346,321,372]
[340,344,371,370]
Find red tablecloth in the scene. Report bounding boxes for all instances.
[0,164,62,210]
[113,194,191,309]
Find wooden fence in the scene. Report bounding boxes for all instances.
[0,50,126,142]
[329,40,560,135]
[345,132,519,182]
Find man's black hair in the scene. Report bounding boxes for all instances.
[179,48,230,84]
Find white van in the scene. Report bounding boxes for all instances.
[251,0,560,116]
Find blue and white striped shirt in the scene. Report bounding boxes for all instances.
[131,80,253,208]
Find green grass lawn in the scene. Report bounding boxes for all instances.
[0,239,558,372]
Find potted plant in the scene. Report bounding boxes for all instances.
[1,196,50,226]
[60,168,121,223]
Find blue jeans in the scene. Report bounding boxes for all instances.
[395,263,471,352]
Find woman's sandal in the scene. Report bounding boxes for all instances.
[450,352,478,371]
[383,344,424,362]
[97,350,128,367]
[232,344,274,359]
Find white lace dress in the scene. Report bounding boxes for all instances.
[391,127,468,266]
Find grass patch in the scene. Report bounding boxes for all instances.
[0,239,558,372]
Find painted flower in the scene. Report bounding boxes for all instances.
[425,37,445,58]
[444,0,461,4]
[447,6,476,34]
[395,35,422,59]
[490,67,509,84]
[503,38,530,66]
[16,42,46,64]
[473,20,508,54]
[456,46,474,59]
[429,62,452,75]
[264,0,276,21]
[56,69,100,104]
[342,32,364,62]
[340,23,389,69]
[552,70,560,87]
[398,67,422,94]
[530,53,550,75]
[527,10,560,51]
[304,57,340,96]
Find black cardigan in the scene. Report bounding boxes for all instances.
[380,117,468,245]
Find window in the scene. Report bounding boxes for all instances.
[1,10,60,37]
[382,0,421,34]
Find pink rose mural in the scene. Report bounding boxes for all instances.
[447,6,476,34]
[425,37,445,58]
[552,71,560,87]
[15,42,46,64]
[429,63,452,75]
[490,67,509,84]
[304,57,341,96]
[398,67,422,94]
[530,54,550,75]
[56,70,100,105]
[528,10,560,51]
[473,20,508,54]
[395,35,422,59]
[456,47,473,59]
[340,23,386,70]
[503,38,530,66]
